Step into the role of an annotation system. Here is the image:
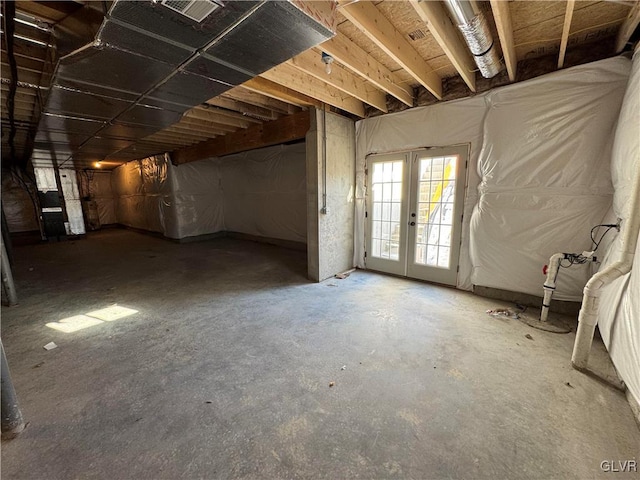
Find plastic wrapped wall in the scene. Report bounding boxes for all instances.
[354,57,631,299]
[596,50,640,409]
[111,155,175,235]
[81,171,117,225]
[59,169,86,235]
[110,143,306,243]
[470,58,629,300]
[220,143,307,243]
[1,173,39,233]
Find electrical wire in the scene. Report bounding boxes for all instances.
[559,223,619,268]
[590,223,618,251]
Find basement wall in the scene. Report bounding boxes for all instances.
[111,155,175,235]
[108,142,306,244]
[80,171,117,225]
[306,109,356,282]
[596,49,640,410]
[355,56,631,301]
[1,172,38,233]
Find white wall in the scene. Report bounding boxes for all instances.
[596,50,640,409]
[355,57,631,301]
[220,143,306,243]
[109,143,306,243]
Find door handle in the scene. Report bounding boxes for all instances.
[409,221,416,226]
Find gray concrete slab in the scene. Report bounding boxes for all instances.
[1,229,638,479]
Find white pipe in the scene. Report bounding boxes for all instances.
[572,166,640,370]
[540,253,565,322]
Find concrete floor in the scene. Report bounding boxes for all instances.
[1,229,638,479]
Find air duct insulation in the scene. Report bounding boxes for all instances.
[444,0,501,78]
[33,1,337,169]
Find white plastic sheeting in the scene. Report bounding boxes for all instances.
[110,143,306,242]
[596,50,640,408]
[1,173,38,232]
[471,58,629,300]
[220,143,306,243]
[85,171,117,225]
[59,169,86,235]
[354,57,631,299]
[111,155,174,235]
[169,160,224,239]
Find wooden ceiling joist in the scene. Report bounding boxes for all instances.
[165,124,227,138]
[172,110,310,165]
[616,0,640,53]
[242,77,322,108]
[289,49,388,112]
[187,106,261,126]
[177,116,238,134]
[410,0,476,92]
[490,0,517,82]
[206,97,280,121]
[222,87,299,115]
[261,63,366,117]
[558,0,576,69]
[339,0,442,100]
[320,34,413,107]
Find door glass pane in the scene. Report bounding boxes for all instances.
[370,160,403,261]
[414,155,457,268]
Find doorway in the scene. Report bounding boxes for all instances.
[365,145,468,286]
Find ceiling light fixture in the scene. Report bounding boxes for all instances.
[321,52,334,75]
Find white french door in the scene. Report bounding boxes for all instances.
[365,145,468,286]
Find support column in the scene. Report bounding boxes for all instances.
[1,236,17,306]
[1,341,25,439]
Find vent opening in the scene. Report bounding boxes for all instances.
[161,0,222,22]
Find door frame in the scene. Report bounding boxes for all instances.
[365,144,469,286]
[364,152,410,276]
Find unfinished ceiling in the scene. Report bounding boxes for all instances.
[2,0,639,170]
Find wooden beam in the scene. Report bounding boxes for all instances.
[164,124,226,138]
[223,87,298,115]
[616,0,640,53]
[261,63,365,117]
[172,110,311,165]
[177,116,238,133]
[558,0,575,69]
[206,97,280,121]
[339,0,442,99]
[188,106,261,126]
[242,77,322,108]
[320,34,413,107]
[289,50,387,112]
[410,0,476,92]
[489,0,516,82]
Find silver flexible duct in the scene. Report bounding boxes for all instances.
[444,0,501,79]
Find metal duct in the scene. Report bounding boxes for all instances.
[33,0,337,169]
[444,0,501,79]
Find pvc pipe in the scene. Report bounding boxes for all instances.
[572,165,640,370]
[0,237,17,306]
[540,253,565,322]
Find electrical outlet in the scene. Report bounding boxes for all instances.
[616,218,622,231]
